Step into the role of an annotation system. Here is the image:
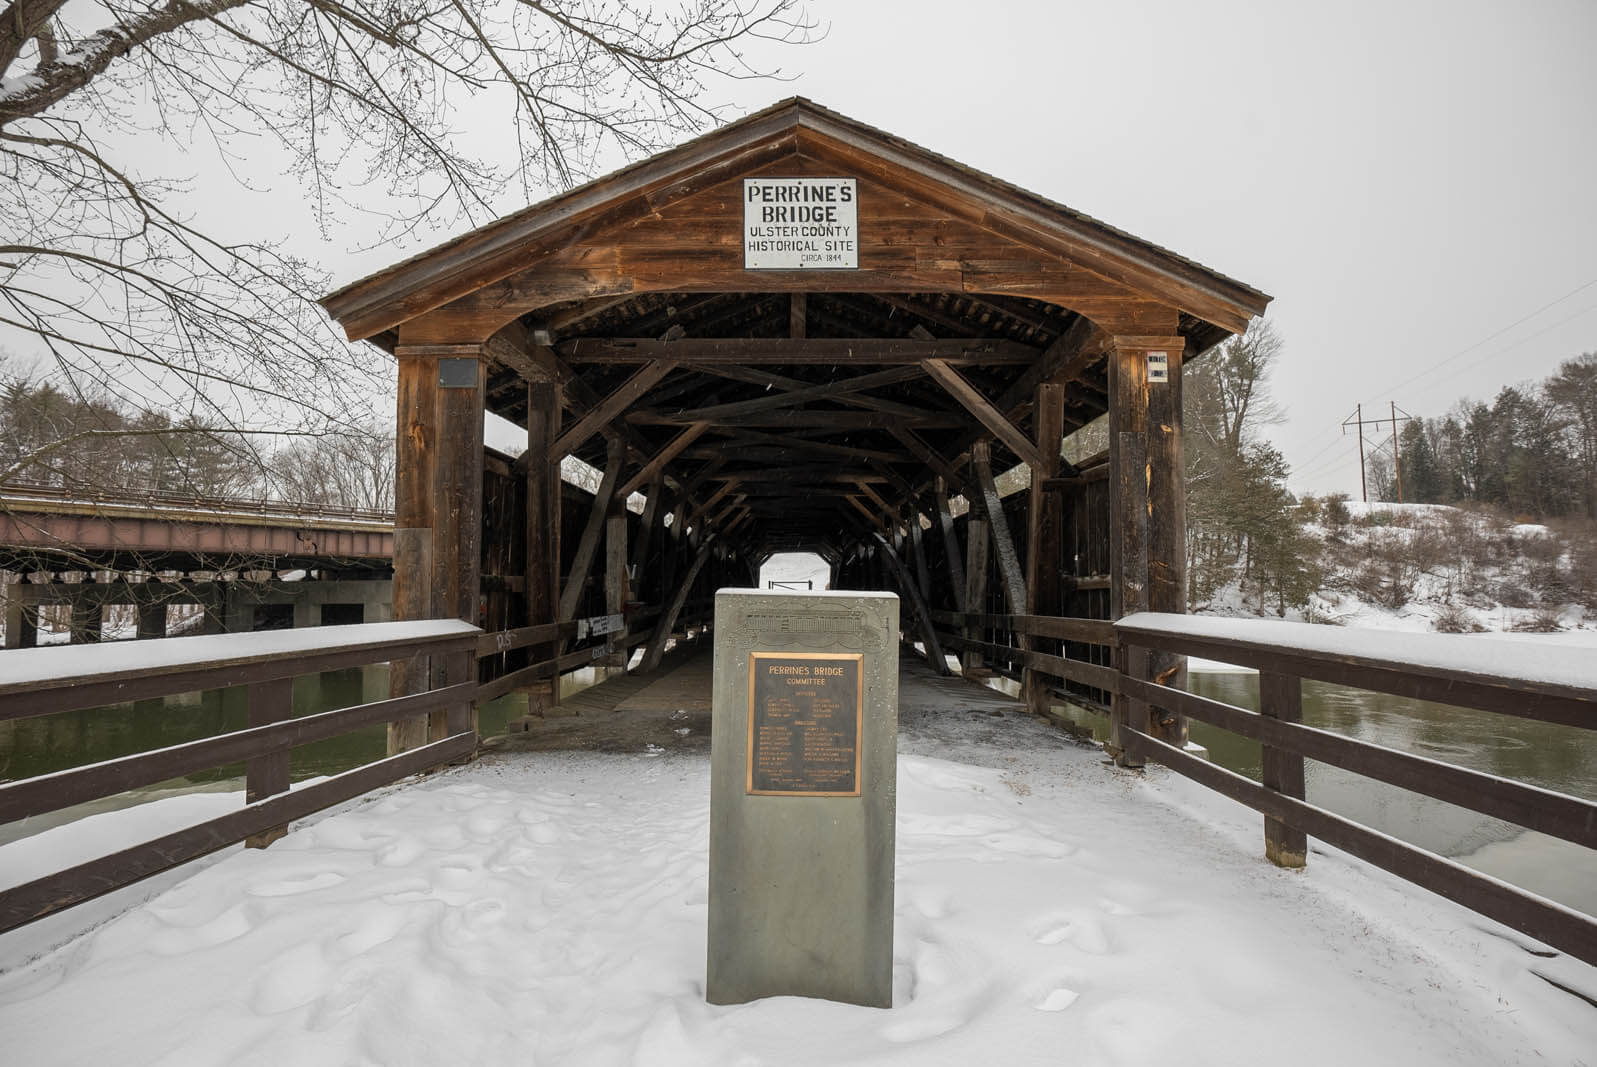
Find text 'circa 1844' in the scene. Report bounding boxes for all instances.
[743,177,859,270]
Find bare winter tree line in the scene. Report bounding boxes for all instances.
[1183,323,1597,619]
[1183,319,1321,614]
[0,0,815,489]
[0,362,395,508]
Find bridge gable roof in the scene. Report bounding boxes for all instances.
[320,97,1270,345]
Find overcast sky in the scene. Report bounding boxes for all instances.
[18,1,1591,499]
[674,0,1596,497]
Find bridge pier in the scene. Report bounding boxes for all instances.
[0,574,393,647]
[70,598,103,643]
[227,579,393,632]
[137,601,167,640]
[4,598,37,649]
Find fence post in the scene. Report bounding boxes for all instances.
[245,677,294,848]
[1260,670,1307,868]
[1109,431,1149,767]
[444,647,477,751]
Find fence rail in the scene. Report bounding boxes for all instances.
[0,620,478,934]
[1114,611,1597,968]
[925,605,1597,967]
[473,600,702,704]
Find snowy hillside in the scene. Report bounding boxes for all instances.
[1194,501,1596,634]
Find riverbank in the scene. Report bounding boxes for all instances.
[2,700,1592,1065]
[1188,623,1597,673]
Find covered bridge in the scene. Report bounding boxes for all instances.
[320,97,1272,754]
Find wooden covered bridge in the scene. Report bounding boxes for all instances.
[318,97,1269,753]
[4,100,1594,976]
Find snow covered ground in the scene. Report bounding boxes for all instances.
[1196,500,1593,635]
[2,703,1592,1065]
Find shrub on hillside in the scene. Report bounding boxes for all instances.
[1433,603,1485,633]
[1509,609,1563,633]
[1322,494,1350,530]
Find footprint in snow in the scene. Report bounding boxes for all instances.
[881,1013,966,1043]
[1034,986,1080,1012]
[247,870,346,897]
[1032,913,1111,955]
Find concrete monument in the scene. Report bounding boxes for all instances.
[705,588,899,1008]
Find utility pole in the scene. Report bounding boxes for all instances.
[1391,401,1404,504]
[1343,404,1418,503]
[1342,404,1369,502]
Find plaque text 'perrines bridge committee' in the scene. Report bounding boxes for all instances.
[746,652,863,796]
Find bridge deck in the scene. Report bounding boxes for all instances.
[484,650,1021,756]
[3,656,1578,1065]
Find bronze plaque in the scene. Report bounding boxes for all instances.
[747,652,863,796]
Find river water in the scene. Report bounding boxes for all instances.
[0,666,561,847]
[1186,671,1597,920]
[3,661,1593,921]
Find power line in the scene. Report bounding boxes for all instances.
[1288,279,1597,489]
[1381,276,1597,399]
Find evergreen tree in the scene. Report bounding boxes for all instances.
[1398,420,1442,503]
[1546,353,1597,518]
[1184,319,1319,613]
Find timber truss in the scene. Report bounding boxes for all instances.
[320,97,1270,702]
[479,291,1131,564]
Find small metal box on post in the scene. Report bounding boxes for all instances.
[706,589,899,1008]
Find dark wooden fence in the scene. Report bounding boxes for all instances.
[0,620,478,934]
[10,592,1593,973]
[474,597,712,703]
[931,605,1597,968]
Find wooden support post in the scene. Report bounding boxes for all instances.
[444,648,477,744]
[641,537,715,672]
[1261,671,1308,868]
[245,677,293,848]
[972,442,1026,616]
[1146,339,1189,745]
[1024,382,1065,717]
[429,353,484,743]
[559,435,626,623]
[962,466,991,675]
[524,381,562,714]
[390,344,484,753]
[1107,332,1155,765]
[605,494,629,670]
[390,349,437,752]
[934,478,967,613]
[1109,432,1151,766]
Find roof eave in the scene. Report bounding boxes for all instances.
[321,97,1271,343]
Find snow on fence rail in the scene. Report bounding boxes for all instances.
[1114,611,1597,968]
[0,621,479,934]
[927,607,1597,965]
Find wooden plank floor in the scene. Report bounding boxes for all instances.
[482,644,1023,757]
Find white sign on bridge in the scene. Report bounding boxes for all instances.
[743,177,858,270]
